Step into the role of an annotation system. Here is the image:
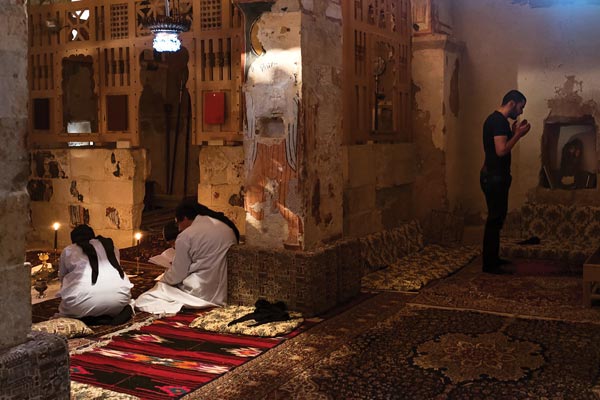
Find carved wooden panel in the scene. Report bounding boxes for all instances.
[27,0,244,147]
[30,53,55,92]
[195,0,243,142]
[110,3,129,40]
[102,47,132,88]
[343,0,412,144]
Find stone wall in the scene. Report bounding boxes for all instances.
[28,148,147,249]
[198,145,246,236]
[343,143,417,237]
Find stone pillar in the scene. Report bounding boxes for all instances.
[0,0,31,354]
[412,0,464,220]
[0,4,69,398]
[241,0,344,251]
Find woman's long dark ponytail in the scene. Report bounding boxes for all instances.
[71,225,125,284]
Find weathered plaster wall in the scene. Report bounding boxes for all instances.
[243,2,304,249]
[299,0,344,249]
[28,148,147,249]
[412,35,463,221]
[198,145,246,237]
[451,0,600,221]
[0,0,30,350]
[343,143,417,237]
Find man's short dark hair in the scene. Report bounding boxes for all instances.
[163,221,179,242]
[502,90,526,106]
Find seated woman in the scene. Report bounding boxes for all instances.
[135,200,240,315]
[58,224,133,325]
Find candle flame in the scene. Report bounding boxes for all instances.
[53,222,60,231]
[134,232,142,241]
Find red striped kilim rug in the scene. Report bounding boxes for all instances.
[70,310,311,399]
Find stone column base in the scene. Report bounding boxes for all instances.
[0,331,69,399]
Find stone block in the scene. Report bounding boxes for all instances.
[0,191,29,266]
[69,149,108,181]
[0,331,69,399]
[0,263,30,350]
[343,210,382,238]
[89,180,136,205]
[375,143,417,188]
[343,184,376,215]
[343,144,376,188]
[199,146,244,186]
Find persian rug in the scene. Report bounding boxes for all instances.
[268,306,600,399]
[185,292,600,399]
[410,260,600,323]
[184,292,416,399]
[69,310,316,399]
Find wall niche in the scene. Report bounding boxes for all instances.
[540,116,597,190]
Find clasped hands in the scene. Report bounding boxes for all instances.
[512,118,531,137]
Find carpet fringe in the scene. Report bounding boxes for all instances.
[407,302,600,325]
[70,315,159,355]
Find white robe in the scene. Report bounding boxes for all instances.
[135,215,237,315]
[58,239,133,318]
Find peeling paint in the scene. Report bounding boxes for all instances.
[31,151,67,179]
[312,178,321,225]
[27,179,53,201]
[449,59,459,117]
[70,181,83,202]
[69,205,89,226]
[105,207,121,229]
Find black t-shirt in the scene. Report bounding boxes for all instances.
[482,111,512,176]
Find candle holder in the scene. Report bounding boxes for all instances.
[134,232,143,275]
[53,222,60,266]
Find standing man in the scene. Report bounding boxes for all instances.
[481,90,531,274]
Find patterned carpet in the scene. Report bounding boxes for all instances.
[27,247,600,399]
[70,310,315,399]
[410,259,600,323]
[182,291,600,399]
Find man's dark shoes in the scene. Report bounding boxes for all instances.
[482,267,512,275]
[482,260,513,275]
[496,258,511,266]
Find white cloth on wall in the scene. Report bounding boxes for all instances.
[135,215,237,315]
[58,239,133,318]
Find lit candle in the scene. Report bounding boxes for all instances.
[134,232,142,247]
[53,222,60,250]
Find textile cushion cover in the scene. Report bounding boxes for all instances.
[359,220,424,274]
[501,203,600,263]
[31,317,94,338]
[189,305,303,337]
[362,244,480,292]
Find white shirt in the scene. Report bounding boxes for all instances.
[58,239,133,318]
[135,215,237,314]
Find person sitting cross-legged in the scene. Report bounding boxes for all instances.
[135,200,240,315]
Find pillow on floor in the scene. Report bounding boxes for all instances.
[32,317,94,338]
[189,305,303,337]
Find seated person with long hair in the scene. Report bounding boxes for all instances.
[135,200,240,315]
[58,224,134,325]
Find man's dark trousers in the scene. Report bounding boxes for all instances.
[480,173,511,269]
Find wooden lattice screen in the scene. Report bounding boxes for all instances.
[28,0,243,147]
[342,0,412,144]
